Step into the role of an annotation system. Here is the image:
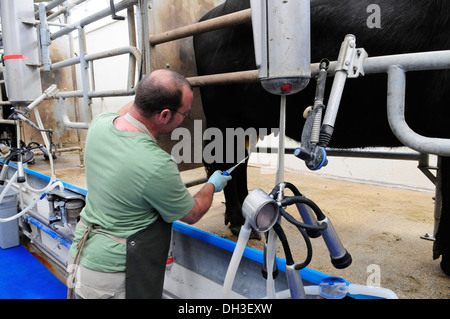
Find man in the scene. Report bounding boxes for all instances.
[67,69,231,299]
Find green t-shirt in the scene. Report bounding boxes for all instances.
[69,112,194,272]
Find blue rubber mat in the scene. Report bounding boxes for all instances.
[0,245,67,299]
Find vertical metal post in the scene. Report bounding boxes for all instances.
[276,95,287,185]
[39,3,52,71]
[127,6,138,89]
[142,0,152,74]
[433,157,443,239]
[77,26,92,123]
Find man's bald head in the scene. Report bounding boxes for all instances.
[134,69,192,118]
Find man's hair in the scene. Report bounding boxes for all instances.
[134,69,192,118]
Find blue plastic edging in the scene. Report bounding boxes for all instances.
[172,221,330,286]
[0,159,87,196]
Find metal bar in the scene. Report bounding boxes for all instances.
[43,0,66,12]
[55,88,135,99]
[186,50,450,87]
[46,0,88,22]
[184,177,208,188]
[387,65,450,157]
[276,95,287,184]
[256,147,423,160]
[311,50,450,75]
[0,120,15,125]
[127,6,137,90]
[50,0,138,40]
[57,98,89,130]
[77,27,92,123]
[149,9,251,46]
[49,47,141,116]
[148,0,339,46]
[49,46,141,71]
[187,70,258,87]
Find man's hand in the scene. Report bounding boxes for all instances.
[207,170,232,192]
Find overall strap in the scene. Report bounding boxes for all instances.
[66,220,126,299]
[124,112,156,141]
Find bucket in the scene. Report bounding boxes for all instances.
[0,186,19,249]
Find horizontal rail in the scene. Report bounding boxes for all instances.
[149,9,251,46]
[187,70,258,87]
[148,0,339,46]
[387,65,450,157]
[49,46,141,71]
[312,50,450,75]
[50,0,138,40]
[186,50,450,87]
[55,88,135,99]
[256,147,423,161]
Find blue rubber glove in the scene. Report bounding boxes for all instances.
[207,170,232,193]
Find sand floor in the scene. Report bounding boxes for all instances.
[27,150,449,299]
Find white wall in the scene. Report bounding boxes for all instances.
[250,134,436,192]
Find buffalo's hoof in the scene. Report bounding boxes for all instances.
[441,256,450,276]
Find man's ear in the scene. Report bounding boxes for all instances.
[158,109,172,124]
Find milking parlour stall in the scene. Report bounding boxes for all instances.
[0,0,449,310]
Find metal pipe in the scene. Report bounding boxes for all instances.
[55,88,136,99]
[184,177,208,188]
[50,0,138,40]
[187,70,258,87]
[311,50,450,75]
[433,157,443,238]
[387,65,450,157]
[149,9,251,46]
[256,147,423,160]
[186,50,450,87]
[148,0,339,46]
[77,27,92,123]
[58,98,89,130]
[0,120,15,125]
[46,0,87,22]
[49,46,141,73]
[39,3,52,71]
[127,6,138,90]
[25,84,58,113]
[43,0,67,12]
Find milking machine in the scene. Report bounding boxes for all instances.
[0,86,83,254]
[0,85,65,223]
[0,0,73,228]
[222,0,366,299]
[295,34,368,167]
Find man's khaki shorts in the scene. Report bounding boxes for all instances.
[67,255,126,299]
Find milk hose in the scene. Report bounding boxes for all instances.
[222,220,252,298]
[0,178,64,223]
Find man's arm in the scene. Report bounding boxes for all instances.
[180,171,231,224]
[180,183,215,224]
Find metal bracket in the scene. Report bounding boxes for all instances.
[110,0,125,20]
[335,35,368,78]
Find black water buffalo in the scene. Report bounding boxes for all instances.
[193,0,450,275]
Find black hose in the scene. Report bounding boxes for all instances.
[273,214,313,270]
[281,195,326,221]
[279,207,327,232]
